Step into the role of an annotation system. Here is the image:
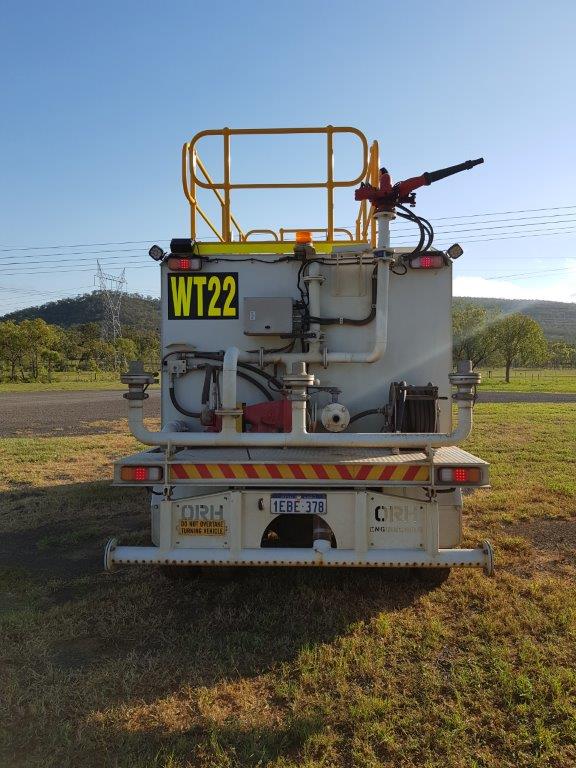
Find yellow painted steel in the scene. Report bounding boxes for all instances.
[354,140,379,246]
[194,241,365,256]
[278,227,354,242]
[181,126,377,248]
[243,229,280,242]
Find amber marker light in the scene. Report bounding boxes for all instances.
[295,230,313,244]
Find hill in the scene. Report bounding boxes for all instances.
[2,291,575,343]
[452,297,576,343]
[1,291,160,332]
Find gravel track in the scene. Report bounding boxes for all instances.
[0,389,160,436]
[0,389,573,437]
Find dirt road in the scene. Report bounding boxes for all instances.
[0,389,160,436]
[0,388,574,437]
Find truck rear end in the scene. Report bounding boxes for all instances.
[106,126,493,576]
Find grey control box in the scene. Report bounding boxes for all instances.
[243,297,294,336]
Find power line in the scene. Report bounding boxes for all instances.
[392,217,576,240]
[432,227,576,247]
[476,267,574,281]
[0,265,159,276]
[0,239,169,253]
[2,204,576,254]
[0,252,151,269]
[412,203,576,222]
[0,247,150,262]
[3,220,576,270]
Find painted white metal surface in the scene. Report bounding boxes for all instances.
[106,541,493,572]
[159,255,453,433]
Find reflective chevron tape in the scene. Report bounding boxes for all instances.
[170,463,430,482]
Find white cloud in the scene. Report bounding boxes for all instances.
[453,276,576,302]
[453,260,576,303]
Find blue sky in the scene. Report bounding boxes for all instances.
[1,0,575,314]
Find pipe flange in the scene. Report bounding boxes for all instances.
[104,537,118,571]
[121,361,157,387]
[482,539,495,576]
[283,362,316,389]
[283,374,315,388]
[451,392,476,401]
[123,390,149,401]
[215,407,244,418]
[450,372,481,387]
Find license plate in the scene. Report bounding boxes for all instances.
[270,493,327,515]
[179,520,227,536]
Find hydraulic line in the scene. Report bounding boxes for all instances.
[163,348,284,391]
[169,365,274,419]
[349,408,382,424]
[395,204,435,255]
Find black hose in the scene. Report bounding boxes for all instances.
[190,352,284,391]
[235,369,274,401]
[169,365,274,419]
[396,204,427,255]
[169,385,200,418]
[349,408,382,424]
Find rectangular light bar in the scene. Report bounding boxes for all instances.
[167,256,203,271]
[409,254,446,269]
[437,467,482,484]
[120,466,163,482]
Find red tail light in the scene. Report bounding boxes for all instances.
[437,467,482,484]
[410,254,445,269]
[167,256,203,271]
[120,466,163,482]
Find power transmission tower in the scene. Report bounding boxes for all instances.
[96,261,127,344]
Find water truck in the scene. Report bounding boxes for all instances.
[105,126,493,577]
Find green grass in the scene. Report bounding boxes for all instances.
[1,368,575,394]
[0,371,159,393]
[478,368,576,393]
[0,405,575,767]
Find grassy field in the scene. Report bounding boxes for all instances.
[1,405,575,767]
[1,368,575,394]
[0,371,159,393]
[477,368,576,393]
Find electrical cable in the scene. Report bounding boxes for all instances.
[2,203,576,254]
[303,260,379,327]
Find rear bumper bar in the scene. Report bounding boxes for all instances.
[104,539,494,575]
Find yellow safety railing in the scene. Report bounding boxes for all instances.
[354,140,380,246]
[181,127,379,246]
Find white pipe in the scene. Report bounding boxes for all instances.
[238,256,390,366]
[127,397,473,449]
[219,346,241,433]
[305,259,322,356]
[222,346,239,408]
[239,212,393,367]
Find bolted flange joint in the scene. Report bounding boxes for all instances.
[121,361,158,401]
[449,360,481,401]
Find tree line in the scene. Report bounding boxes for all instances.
[453,303,576,381]
[0,306,574,383]
[0,319,160,382]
